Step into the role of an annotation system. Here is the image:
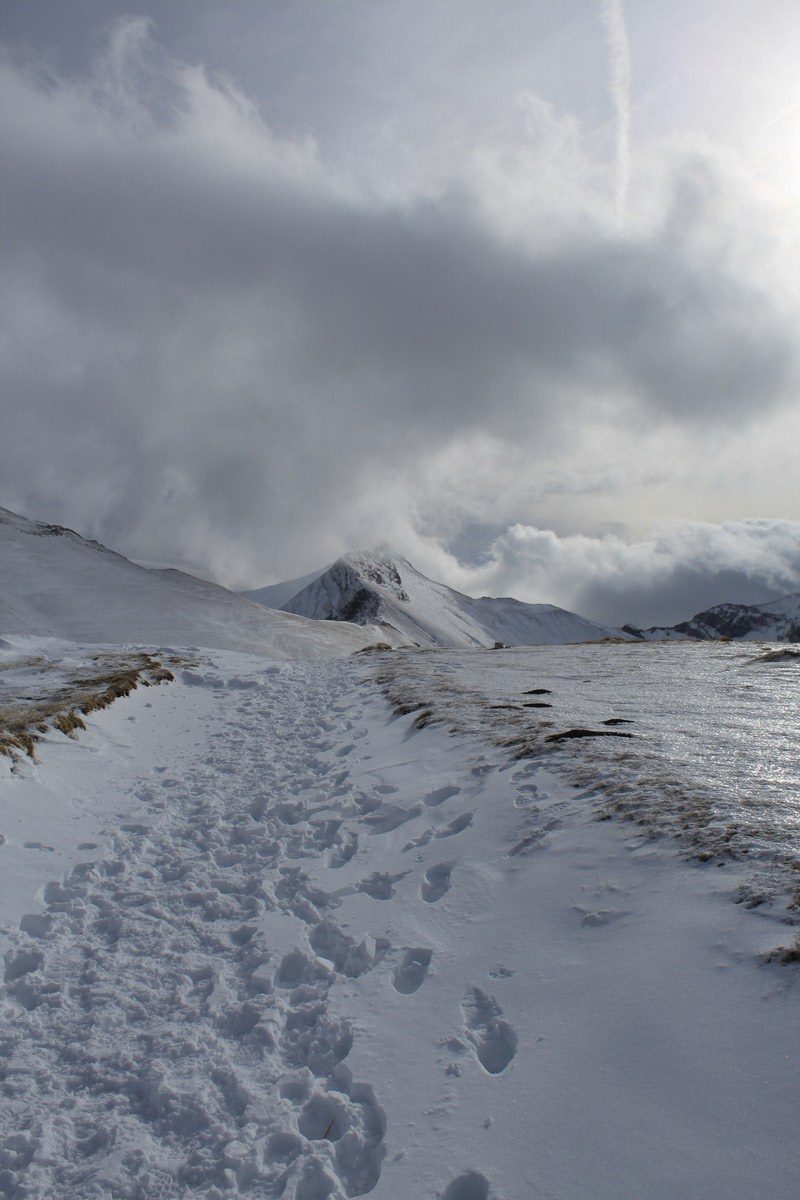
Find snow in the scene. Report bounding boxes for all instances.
[374,639,800,907]
[1,639,798,1199]
[241,567,333,612]
[278,549,622,648]
[0,641,219,947]
[0,509,388,659]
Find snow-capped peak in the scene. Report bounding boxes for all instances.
[278,547,621,648]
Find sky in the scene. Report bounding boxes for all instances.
[2,0,800,626]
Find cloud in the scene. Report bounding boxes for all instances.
[1,20,799,619]
[410,519,800,627]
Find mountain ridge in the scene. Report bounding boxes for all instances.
[271,548,624,648]
[624,592,800,643]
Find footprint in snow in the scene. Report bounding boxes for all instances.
[461,987,517,1075]
[443,1172,491,1200]
[420,862,453,904]
[508,828,547,856]
[327,832,358,869]
[19,913,52,938]
[424,785,460,807]
[392,948,433,994]
[358,870,409,900]
[298,1093,348,1141]
[309,920,390,978]
[363,805,422,835]
[436,812,473,838]
[402,828,434,852]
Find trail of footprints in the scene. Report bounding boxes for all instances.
[0,663,516,1199]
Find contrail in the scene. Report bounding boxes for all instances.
[763,102,800,130]
[601,0,632,223]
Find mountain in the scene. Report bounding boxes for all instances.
[0,508,390,659]
[624,593,800,643]
[261,548,622,648]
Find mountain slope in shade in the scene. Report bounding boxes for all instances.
[0,508,389,659]
[624,593,800,643]
[277,548,621,648]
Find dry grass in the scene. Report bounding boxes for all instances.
[0,652,175,763]
[749,648,800,665]
[762,932,800,966]
[353,642,394,655]
[412,708,437,730]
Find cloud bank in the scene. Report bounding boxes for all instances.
[1,19,798,623]
[429,518,800,628]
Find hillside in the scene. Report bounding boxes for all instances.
[0,508,388,659]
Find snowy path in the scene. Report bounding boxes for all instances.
[1,652,799,1199]
[2,660,391,1199]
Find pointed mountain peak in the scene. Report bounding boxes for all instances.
[278,547,619,648]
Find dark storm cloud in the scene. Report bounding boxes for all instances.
[1,18,799,617]
[3,64,792,430]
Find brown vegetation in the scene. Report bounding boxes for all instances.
[0,652,174,763]
[762,933,800,966]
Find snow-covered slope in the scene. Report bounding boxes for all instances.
[625,592,800,642]
[277,548,620,648]
[240,565,331,611]
[0,508,387,659]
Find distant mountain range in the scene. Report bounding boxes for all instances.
[3,504,797,655]
[624,593,800,643]
[251,548,800,646]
